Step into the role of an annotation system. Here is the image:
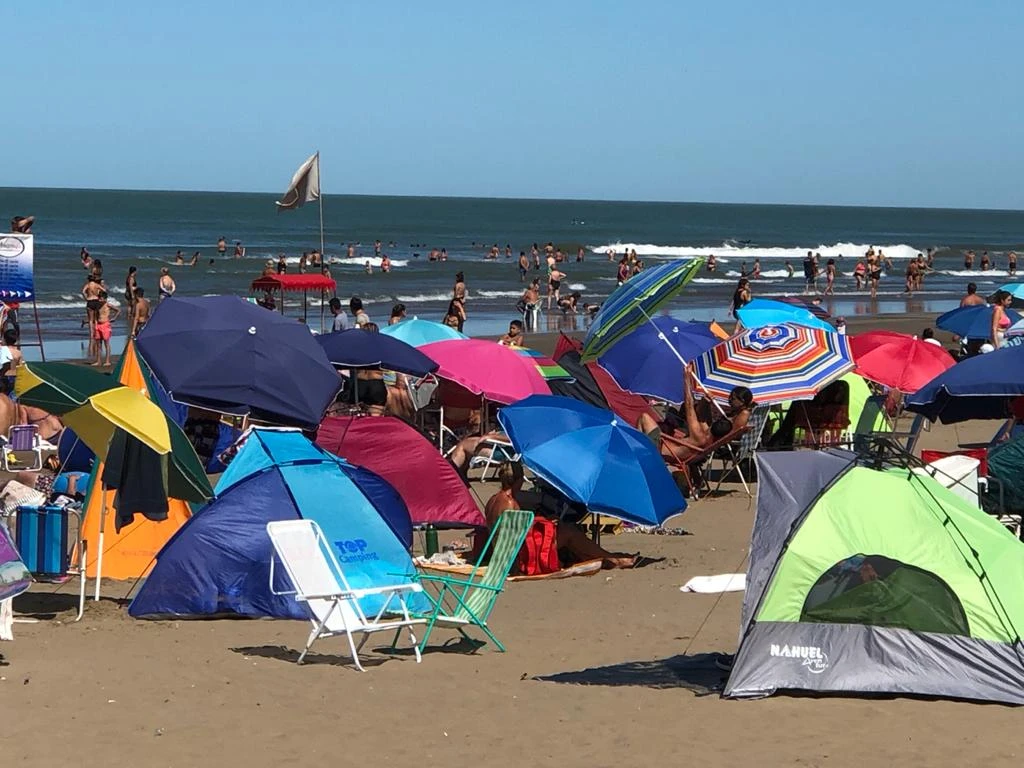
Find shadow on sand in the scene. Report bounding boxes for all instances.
[534,653,728,696]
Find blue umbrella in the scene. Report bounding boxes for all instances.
[497,395,687,525]
[935,305,1023,341]
[137,296,341,429]
[581,258,704,362]
[905,344,1024,423]
[317,329,439,377]
[597,317,720,403]
[736,298,834,332]
[379,317,467,347]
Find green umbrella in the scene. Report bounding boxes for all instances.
[15,358,212,502]
[581,258,704,362]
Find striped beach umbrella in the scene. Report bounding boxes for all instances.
[508,345,573,382]
[581,258,704,362]
[694,323,854,404]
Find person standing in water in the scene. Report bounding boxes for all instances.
[234,241,245,259]
[131,288,151,338]
[158,267,176,301]
[217,237,227,258]
[452,271,467,332]
[124,266,138,325]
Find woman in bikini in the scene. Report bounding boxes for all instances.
[991,290,1014,349]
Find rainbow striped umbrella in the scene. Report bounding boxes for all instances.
[581,258,704,362]
[694,323,854,404]
[509,345,573,382]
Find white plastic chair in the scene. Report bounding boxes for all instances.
[266,519,425,671]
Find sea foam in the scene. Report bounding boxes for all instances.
[590,242,924,263]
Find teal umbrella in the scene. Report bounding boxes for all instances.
[580,258,704,362]
[379,317,467,347]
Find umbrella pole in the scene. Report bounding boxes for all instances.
[637,307,729,417]
[94,483,106,602]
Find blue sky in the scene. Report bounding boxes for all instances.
[6,1,1023,208]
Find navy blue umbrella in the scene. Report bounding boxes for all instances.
[317,329,439,377]
[136,296,341,429]
[905,344,1024,423]
[597,317,720,403]
[936,305,1023,341]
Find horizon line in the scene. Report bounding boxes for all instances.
[1,184,1023,215]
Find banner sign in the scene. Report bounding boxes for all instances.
[0,233,34,299]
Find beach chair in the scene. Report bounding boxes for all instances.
[0,424,43,471]
[712,404,771,496]
[409,509,533,652]
[469,436,519,481]
[266,519,425,671]
[662,424,750,499]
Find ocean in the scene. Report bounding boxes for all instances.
[2,187,1023,359]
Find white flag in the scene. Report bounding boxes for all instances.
[275,152,320,210]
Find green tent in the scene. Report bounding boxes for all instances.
[725,449,1024,704]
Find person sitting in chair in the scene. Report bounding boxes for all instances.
[638,367,753,465]
[474,462,637,569]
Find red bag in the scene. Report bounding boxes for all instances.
[516,518,560,576]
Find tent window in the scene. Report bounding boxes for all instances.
[801,554,969,636]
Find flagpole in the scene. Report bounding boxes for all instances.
[317,152,325,258]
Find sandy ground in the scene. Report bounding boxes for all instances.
[5,312,1018,767]
[5,413,1022,768]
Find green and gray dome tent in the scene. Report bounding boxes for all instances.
[724,449,1024,704]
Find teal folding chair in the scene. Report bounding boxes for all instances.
[403,509,533,652]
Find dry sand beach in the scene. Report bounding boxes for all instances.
[5,388,1019,768]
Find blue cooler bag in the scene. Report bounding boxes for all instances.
[15,505,69,577]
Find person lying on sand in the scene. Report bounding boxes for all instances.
[477,462,636,570]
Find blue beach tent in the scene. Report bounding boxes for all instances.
[129,428,425,619]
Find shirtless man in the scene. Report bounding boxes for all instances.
[174,250,184,265]
[158,267,176,301]
[217,236,227,257]
[131,288,151,337]
[92,291,120,366]
[82,275,103,348]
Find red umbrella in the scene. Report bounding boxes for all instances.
[849,330,955,393]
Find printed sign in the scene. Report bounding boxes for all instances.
[0,233,34,299]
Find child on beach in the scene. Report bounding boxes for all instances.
[92,291,119,367]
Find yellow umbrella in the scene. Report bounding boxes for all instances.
[63,386,172,457]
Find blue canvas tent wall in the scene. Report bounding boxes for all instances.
[724,449,1024,705]
[129,428,424,619]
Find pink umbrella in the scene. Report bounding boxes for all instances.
[317,415,484,528]
[419,339,551,404]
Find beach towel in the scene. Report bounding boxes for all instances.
[680,574,746,593]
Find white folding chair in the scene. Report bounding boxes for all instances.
[469,437,519,481]
[267,519,425,671]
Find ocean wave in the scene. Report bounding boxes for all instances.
[326,256,409,268]
[939,269,1011,278]
[590,241,924,263]
[568,283,587,291]
[475,290,527,299]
